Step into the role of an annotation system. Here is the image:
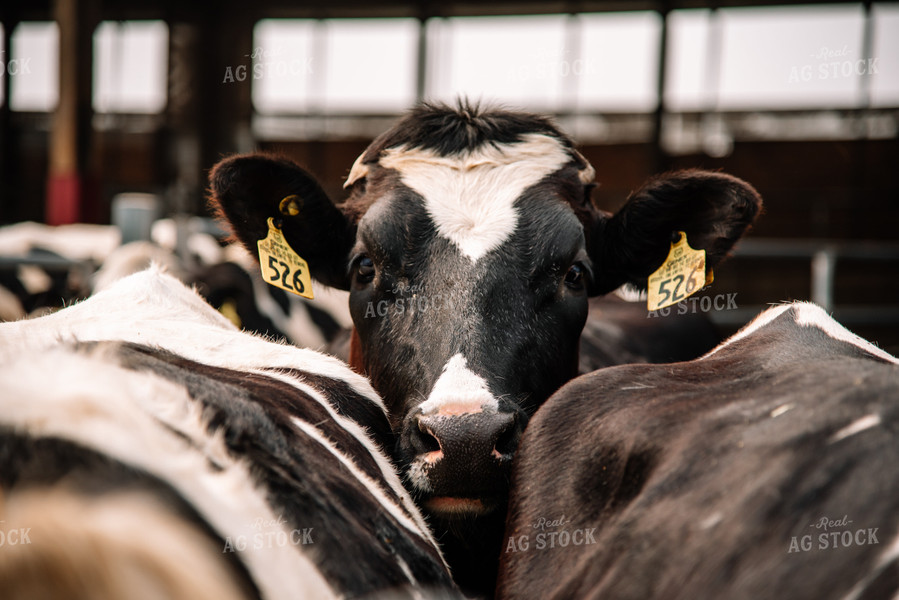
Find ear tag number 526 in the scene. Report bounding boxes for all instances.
[257,218,314,299]
[647,231,708,311]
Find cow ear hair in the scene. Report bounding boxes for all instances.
[587,169,762,295]
[208,153,356,291]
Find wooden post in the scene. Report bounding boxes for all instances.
[46,0,97,224]
[0,13,18,223]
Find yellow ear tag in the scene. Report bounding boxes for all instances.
[647,231,707,311]
[257,217,314,299]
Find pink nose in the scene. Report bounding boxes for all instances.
[411,410,521,467]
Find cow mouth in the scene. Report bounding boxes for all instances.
[423,496,498,519]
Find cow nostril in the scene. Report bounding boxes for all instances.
[494,419,520,459]
[414,419,442,454]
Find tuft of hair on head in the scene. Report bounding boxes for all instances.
[360,97,574,161]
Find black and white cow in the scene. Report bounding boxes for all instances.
[208,100,762,592]
[192,245,351,353]
[498,302,899,600]
[0,221,124,319]
[0,267,457,599]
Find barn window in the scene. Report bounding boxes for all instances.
[664,10,716,112]
[251,19,316,114]
[870,3,899,107]
[577,11,662,112]
[93,20,168,114]
[424,15,569,111]
[245,3,897,143]
[666,4,877,111]
[252,18,418,114]
[717,4,866,110]
[6,21,59,112]
[319,18,418,112]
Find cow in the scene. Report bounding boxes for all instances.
[193,245,351,353]
[0,221,121,318]
[0,266,458,599]
[90,234,351,353]
[497,302,899,600]
[208,100,762,593]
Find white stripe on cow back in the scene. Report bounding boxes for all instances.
[701,302,899,364]
[378,133,584,262]
[418,353,499,417]
[260,369,438,549]
[254,370,438,551]
[0,347,336,600]
[841,530,899,600]
[700,303,794,360]
[0,268,437,553]
[792,303,899,364]
[828,414,883,444]
[290,417,445,576]
[0,266,386,414]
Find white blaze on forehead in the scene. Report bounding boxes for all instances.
[344,152,370,189]
[419,354,498,416]
[375,133,587,262]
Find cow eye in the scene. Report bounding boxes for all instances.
[356,256,375,283]
[564,264,585,290]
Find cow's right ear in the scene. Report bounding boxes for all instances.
[208,153,356,290]
[587,169,762,295]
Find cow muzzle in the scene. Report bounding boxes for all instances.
[403,406,523,518]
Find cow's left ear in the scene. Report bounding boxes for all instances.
[587,169,762,295]
[208,153,356,290]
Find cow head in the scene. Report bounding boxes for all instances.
[209,101,761,529]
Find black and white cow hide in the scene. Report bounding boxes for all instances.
[208,100,762,595]
[498,302,899,600]
[0,266,458,600]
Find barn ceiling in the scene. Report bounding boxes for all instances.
[0,0,874,22]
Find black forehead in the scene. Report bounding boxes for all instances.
[361,100,576,161]
[355,190,435,261]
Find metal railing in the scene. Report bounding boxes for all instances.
[709,238,899,327]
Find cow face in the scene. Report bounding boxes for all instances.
[344,131,597,517]
[209,102,762,525]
